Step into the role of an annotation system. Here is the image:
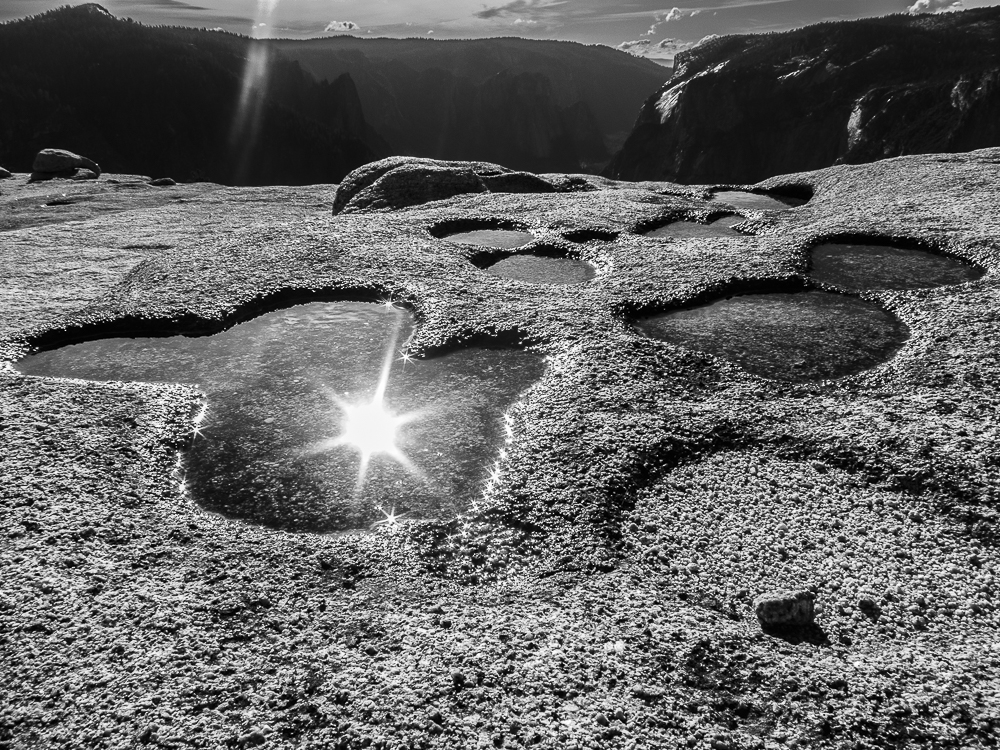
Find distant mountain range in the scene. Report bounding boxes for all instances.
[0,4,669,184]
[272,36,669,174]
[606,7,1000,185]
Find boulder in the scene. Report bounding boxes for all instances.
[754,589,816,629]
[31,148,101,180]
[332,156,564,215]
[149,177,177,187]
[338,163,487,214]
[480,171,555,194]
[0,166,11,179]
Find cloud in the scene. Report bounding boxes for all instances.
[474,0,556,21]
[655,38,696,57]
[907,0,963,13]
[617,39,651,55]
[476,0,528,19]
[324,20,359,32]
[617,37,696,60]
[643,7,699,37]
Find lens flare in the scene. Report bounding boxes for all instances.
[303,305,425,496]
[340,400,402,457]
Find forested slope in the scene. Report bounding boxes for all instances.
[0,4,385,185]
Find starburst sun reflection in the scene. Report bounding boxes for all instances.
[304,303,424,497]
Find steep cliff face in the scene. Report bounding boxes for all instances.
[606,8,1000,184]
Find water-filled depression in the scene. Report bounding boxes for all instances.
[485,254,595,285]
[808,242,984,291]
[442,229,535,248]
[16,302,545,532]
[635,290,908,381]
[711,191,806,211]
[644,215,747,240]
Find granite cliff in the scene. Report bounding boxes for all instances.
[606,7,1000,184]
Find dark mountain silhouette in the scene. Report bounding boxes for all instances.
[0,4,386,185]
[271,36,671,174]
[0,6,670,183]
[606,7,1000,185]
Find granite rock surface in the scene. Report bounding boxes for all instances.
[2,150,999,749]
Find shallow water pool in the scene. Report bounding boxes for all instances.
[485,255,595,285]
[17,302,545,532]
[442,229,535,248]
[808,242,984,291]
[635,290,908,382]
[711,191,805,211]
[644,215,747,240]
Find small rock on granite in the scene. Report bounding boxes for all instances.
[754,589,816,628]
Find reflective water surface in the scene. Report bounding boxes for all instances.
[808,242,984,291]
[17,302,545,532]
[644,215,747,240]
[711,191,805,211]
[443,229,535,248]
[485,255,595,285]
[636,290,908,382]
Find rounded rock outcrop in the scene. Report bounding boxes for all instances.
[332,157,560,215]
[30,148,101,180]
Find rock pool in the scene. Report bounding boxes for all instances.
[711,190,806,211]
[441,229,535,248]
[635,290,908,381]
[808,241,984,291]
[484,254,595,285]
[644,215,747,239]
[16,301,545,531]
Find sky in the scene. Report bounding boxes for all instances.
[4,0,1000,59]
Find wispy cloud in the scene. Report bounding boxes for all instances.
[643,7,700,37]
[474,0,564,21]
[120,0,208,9]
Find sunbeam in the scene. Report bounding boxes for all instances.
[228,0,280,183]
